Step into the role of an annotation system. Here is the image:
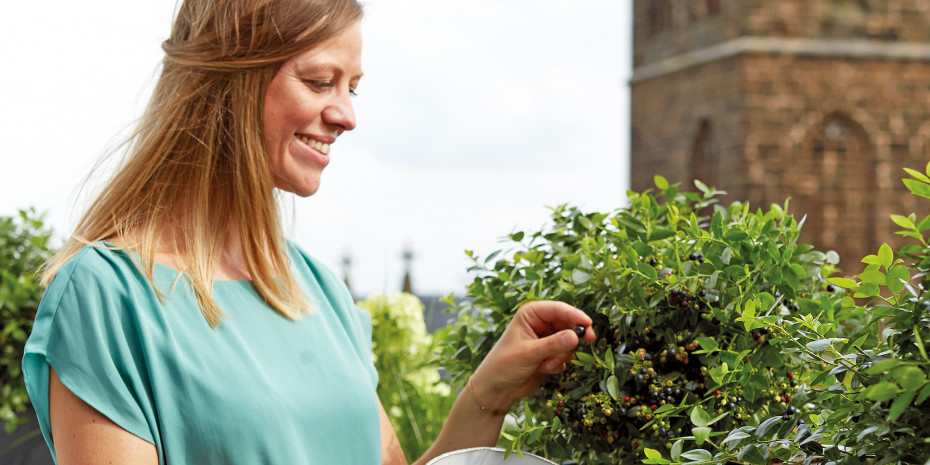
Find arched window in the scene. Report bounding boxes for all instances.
[794,113,874,267]
[691,120,718,189]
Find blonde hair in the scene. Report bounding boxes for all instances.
[45,0,363,326]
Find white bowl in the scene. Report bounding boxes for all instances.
[425,447,557,465]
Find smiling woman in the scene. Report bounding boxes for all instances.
[18,1,597,464]
[263,22,362,196]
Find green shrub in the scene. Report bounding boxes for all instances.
[652,166,930,465]
[358,293,455,462]
[437,178,844,464]
[0,208,55,433]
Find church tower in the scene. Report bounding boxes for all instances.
[630,0,930,269]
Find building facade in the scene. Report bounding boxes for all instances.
[630,0,930,269]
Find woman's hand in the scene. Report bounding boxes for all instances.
[468,301,595,414]
[413,301,594,465]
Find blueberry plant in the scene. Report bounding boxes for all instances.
[0,209,55,433]
[438,178,843,464]
[647,166,930,465]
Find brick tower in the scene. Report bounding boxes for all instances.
[630,0,930,270]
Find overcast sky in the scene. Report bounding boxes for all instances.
[0,1,632,298]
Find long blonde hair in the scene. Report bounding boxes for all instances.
[45,0,363,326]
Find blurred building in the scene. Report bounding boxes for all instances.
[630,0,930,269]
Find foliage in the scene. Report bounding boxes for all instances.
[0,208,55,433]
[647,165,930,465]
[358,293,455,463]
[437,177,844,464]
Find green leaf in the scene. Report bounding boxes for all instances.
[886,266,910,294]
[865,381,902,402]
[670,439,683,461]
[680,449,712,462]
[644,447,662,460]
[904,178,930,200]
[696,337,719,352]
[888,389,917,422]
[638,262,658,281]
[854,283,881,298]
[891,214,916,230]
[725,229,749,241]
[725,265,747,279]
[892,366,926,390]
[571,269,592,285]
[806,338,845,352]
[737,444,768,465]
[721,247,732,265]
[654,175,669,190]
[755,416,782,439]
[711,212,723,238]
[917,383,930,404]
[648,228,676,241]
[827,277,858,289]
[607,375,620,401]
[574,352,595,366]
[878,243,893,269]
[866,358,901,375]
[690,406,712,428]
[692,426,711,446]
[904,167,930,183]
[859,269,886,285]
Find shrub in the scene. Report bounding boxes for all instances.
[0,208,55,433]
[437,178,844,464]
[652,166,930,465]
[358,293,455,463]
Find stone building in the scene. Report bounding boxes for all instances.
[630,0,930,270]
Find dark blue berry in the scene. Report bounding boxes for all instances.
[573,325,586,338]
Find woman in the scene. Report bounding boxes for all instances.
[22,0,595,464]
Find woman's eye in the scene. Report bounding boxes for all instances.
[308,81,333,90]
[349,89,358,97]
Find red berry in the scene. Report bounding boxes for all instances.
[787,371,794,379]
[714,390,721,397]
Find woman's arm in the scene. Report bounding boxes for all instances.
[380,398,408,464]
[49,367,158,465]
[412,301,594,465]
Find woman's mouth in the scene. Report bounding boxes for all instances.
[297,134,331,154]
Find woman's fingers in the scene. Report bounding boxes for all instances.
[517,301,595,341]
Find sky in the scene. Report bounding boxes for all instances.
[0,1,632,298]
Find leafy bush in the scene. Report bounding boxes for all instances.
[358,293,455,462]
[0,209,55,433]
[650,166,930,465]
[437,178,845,464]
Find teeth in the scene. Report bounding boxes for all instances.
[297,135,330,154]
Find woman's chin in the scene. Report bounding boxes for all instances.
[275,179,321,197]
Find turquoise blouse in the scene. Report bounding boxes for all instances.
[22,242,381,464]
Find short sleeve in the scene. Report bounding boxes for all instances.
[22,247,157,460]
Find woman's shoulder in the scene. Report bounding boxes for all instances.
[53,242,138,285]
[285,240,336,279]
[285,240,352,299]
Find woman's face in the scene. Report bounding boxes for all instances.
[263,22,362,197]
